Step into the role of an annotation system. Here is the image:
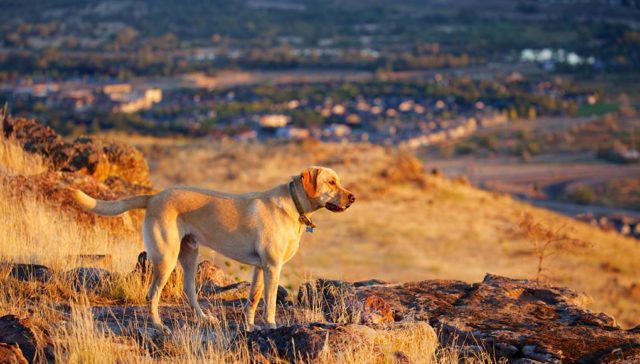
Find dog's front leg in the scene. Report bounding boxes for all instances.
[245,267,264,331]
[262,264,282,329]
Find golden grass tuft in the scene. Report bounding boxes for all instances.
[0,132,49,176]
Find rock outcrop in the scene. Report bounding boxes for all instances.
[300,274,640,363]
[2,116,151,187]
[82,272,640,362]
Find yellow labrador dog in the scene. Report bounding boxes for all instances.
[71,166,355,332]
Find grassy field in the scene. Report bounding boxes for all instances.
[578,103,620,117]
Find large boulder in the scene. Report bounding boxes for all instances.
[304,274,640,363]
[0,315,54,363]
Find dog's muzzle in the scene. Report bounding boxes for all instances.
[326,194,356,212]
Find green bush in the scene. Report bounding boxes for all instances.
[569,185,596,205]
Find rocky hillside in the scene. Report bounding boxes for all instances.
[0,116,639,362]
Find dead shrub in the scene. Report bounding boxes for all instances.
[519,213,588,283]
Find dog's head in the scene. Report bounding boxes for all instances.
[300,166,355,212]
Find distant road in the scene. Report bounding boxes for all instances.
[523,198,640,219]
[0,58,538,92]
[423,154,640,219]
[135,63,539,90]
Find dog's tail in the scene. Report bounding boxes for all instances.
[70,189,153,216]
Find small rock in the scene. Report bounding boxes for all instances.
[196,260,234,287]
[65,267,113,292]
[494,342,519,357]
[393,351,412,364]
[360,293,394,325]
[276,286,291,305]
[7,263,53,283]
[457,344,483,356]
[298,279,355,306]
[0,315,54,363]
[0,342,27,364]
[133,251,151,276]
[201,281,251,301]
[522,344,560,363]
[132,251,179,286]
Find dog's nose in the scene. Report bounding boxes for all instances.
[348,194,356,203]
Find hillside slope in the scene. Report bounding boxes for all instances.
[136,137,640,328]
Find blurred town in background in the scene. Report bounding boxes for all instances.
[1,0,639,236]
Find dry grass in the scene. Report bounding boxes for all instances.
[0,181,143,273]
[0,132,49,176]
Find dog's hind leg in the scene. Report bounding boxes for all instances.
[178,235,216,324]
[144,217,180,334]
[245,266,263,331]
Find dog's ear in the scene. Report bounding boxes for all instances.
[301,168,320,198]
